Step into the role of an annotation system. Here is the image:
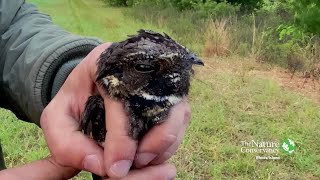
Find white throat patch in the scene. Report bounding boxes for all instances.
[140,93,182,104]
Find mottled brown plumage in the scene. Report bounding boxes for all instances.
[80,29,203,179]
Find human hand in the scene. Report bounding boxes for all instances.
[106,163,176,180]
[40,43,191,178]
[102,96,191,178]
[0,157,79,180]
[41,43,112,176]
[0,158,176,180]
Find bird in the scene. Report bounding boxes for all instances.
[80,29,203,179]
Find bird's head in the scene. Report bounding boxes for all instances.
[96,29,203,104]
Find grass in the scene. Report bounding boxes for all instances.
[186,58,320,179]
[1,0,320,179]
[28,0,171,42]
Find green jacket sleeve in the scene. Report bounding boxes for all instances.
[0,0,103,126]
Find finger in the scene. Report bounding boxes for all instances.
[102,97,138,178]
[0,157,79,180]
[85,42,113,82]
[151,126,186,165]
[134,99,191,168]
[41,102,105,176]
[40,42,113,177]
[107,163,176,180]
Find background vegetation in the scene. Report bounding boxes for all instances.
[103,0,320,73]
[0,0,320,179]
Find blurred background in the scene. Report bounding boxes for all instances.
[1,0,320,179]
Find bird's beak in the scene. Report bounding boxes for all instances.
[188,53,204,66]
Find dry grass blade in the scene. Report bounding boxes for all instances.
[203,18,230,57]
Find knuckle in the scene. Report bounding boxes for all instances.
[152,146,179,165]
[40,108,50,128]
[159,134,177,148]
[95,43,113,54]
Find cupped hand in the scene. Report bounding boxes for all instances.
[41,43,113,176]
[102,96,190,178]
[40,43,191,178]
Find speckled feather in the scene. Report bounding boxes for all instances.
[80,29,203,180]
[81,29,203,143]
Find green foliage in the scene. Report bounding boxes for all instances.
[194,1,239,18]
[170,0,197,10]
[102,0,129,6]
[292,0,320,35]
[131,0,172,8]
[103,0,262,12]
[253,1,313,68]
[124,0,240,55]
[225,0,262,11]
[277,25,304,41]
[124,0,320,71]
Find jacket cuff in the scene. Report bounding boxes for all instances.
[32,38,103,126]
[35,39,100,107]
[50,57,82,99]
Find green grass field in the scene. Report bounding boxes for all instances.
[1,0,320,179]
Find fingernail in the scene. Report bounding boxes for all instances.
[136,153,157,167]
[109,160,132,177]
[83,155,102,175]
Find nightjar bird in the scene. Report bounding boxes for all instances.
[80,30,203,176]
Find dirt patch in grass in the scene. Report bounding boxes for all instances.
[250,67,320,104]
[199,57,320,104]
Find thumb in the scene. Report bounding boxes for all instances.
[103,97,138,178]
[41,104,105,176]
[0,157,79,180]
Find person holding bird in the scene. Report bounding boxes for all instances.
[0,1,200,179]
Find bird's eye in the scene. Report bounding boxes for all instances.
[134,63,156,73]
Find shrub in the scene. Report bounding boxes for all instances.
[102,0,129,6]
[107,0,320,73]
[292,0,320,35]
